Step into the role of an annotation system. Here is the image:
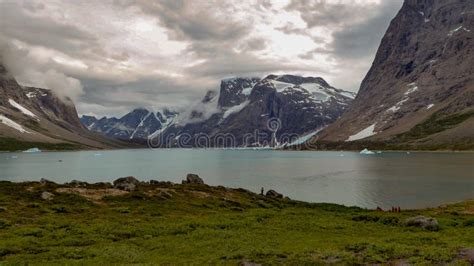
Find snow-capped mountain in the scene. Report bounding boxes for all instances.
[312,0,474,149]
[81,109,178,141]
[0,61,124,150]
[150,74,355,147]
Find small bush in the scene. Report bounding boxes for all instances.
[352,215,380,222]
[52,206,68,213]
[379,216,400,225]
[0,220,9,229]
[463,219,474,227]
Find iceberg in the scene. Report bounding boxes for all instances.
[23,147,41,153]
[360,148,375,155]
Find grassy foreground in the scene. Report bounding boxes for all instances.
[0,180,473,265]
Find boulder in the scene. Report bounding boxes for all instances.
[459,248,474,264]
[113,176,139,191]
[265,189,283,198]
[239,261,262,266]
[40,178,56,185]
[405,216,439,231]
[41,191,54,201]
[182,174,204,185]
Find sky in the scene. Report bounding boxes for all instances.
[0,0,404,117]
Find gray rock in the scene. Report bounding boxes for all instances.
[40,178,55,185]
[182,174,204,184]
[41,191,54,201]
[239,261,261,266]
[113,176,139,191]
[458,248,474,264]
[265,189,283,198]
[405,216,439,231]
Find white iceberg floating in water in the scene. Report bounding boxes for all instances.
[23,147,41,153]
[360,148,375,155]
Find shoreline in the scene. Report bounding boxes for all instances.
[2,146,474,153]
[1,178,473,211]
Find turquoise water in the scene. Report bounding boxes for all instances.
[1,149,473,209]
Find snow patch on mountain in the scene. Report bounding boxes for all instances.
[269,80,293,91]
[346,124,377,142]
[241,86,253,96]
[448,25,471,36]
[129,110,151,139]
[405,83,419,95]
[0,114,30,133]
[222,100,249,120]
[288,127,325,146]
[8,99,38,119]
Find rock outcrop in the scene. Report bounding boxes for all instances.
[265,189,283,199]
[405,215,439,231]
[113,176,140,191]
[182,174,204,185]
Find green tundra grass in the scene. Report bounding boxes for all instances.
[0,181,473,265]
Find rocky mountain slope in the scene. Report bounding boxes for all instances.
[148,75,355,147]
[80,109,177,141]
[311,0,474,149]
[0,62,125,150]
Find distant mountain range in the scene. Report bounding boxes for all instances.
[309,0,474,150]
[0,62,125,150]
[80,109,177,141]
[81,74,355,147]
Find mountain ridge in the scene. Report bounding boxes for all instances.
[308,0,474,150]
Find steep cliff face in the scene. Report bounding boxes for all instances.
[151,75,354,147]
[315,0,474,148]
[0,62,124,150]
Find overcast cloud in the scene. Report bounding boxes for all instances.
[0,0,403,117]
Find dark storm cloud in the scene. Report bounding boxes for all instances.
[285,0,403,60]
[0,2,98,56]
[331,1,404,60]
[129,0,251,43]
[286,0,370,28]
[0,0,404,116]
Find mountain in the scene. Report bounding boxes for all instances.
[310,0,474,150]
[80,109,178,141]
[149,75,355,147]
[0,61,125,150]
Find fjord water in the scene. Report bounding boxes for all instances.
[1,149,473,209]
